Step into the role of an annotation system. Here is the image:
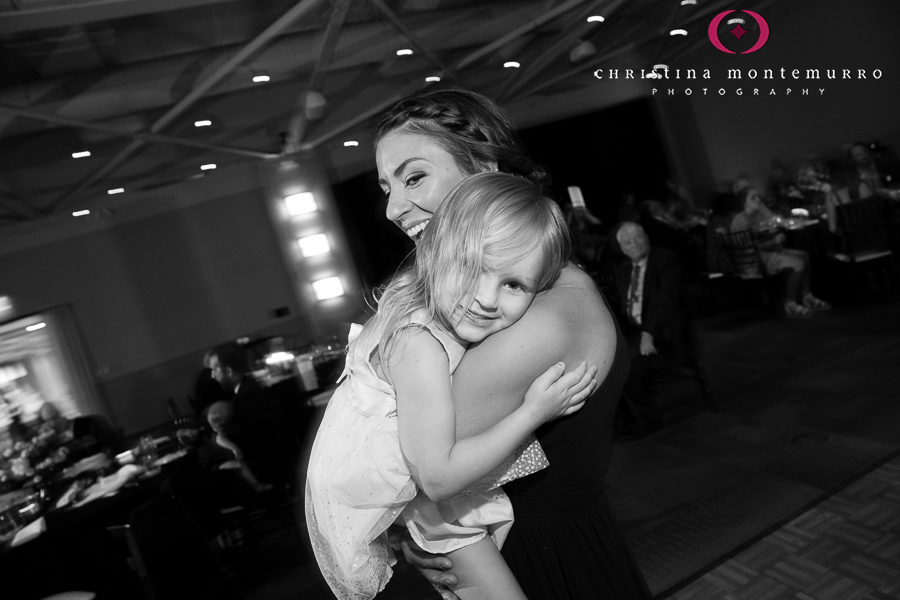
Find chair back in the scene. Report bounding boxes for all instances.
[717,230,764,279]
[835,197,891,256]
[110,496,240,600]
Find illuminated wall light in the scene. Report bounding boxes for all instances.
[72,209,91,217]
[297,233,331,258]
[284,191,317,215]
[252,74,271,83]
[265,351,295,365]
[71,150,91,159]
[670,29,688,36]
[425,75,441,83]
[200,163,217,170]
[0,295,12,318]
[586,15,605,23]
[297,234,330,257]
[503,61,521,69]
[312,277,344,301]
[194,119,212,127]
[107,187,125,195]
[343,140,359,147]
[396,48,414,56]
[25,322,46,332]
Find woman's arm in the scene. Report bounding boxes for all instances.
[453,270,616,439]
[391,328,593,502]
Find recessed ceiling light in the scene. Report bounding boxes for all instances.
[586,15,605,23]
[396,48,414,56]
[25,322,46,332]
[194,120,212,127]
[72,151,91,159]
[343,140,359,147]
[107,187,125,195]
[72,209,91,217]
[425,76,441,83]
[670,29,688,36]
[252,74,271,83]
[503,61,521,69]
[200,163,217,171]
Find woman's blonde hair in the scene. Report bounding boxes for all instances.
[356,172,571,362]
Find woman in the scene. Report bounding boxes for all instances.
[729,187,830,318]
[374,88,651,599]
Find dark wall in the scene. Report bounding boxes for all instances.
[519,98,670,226]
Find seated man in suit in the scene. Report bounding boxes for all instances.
[613,221,691,439]
[210,342,297,490]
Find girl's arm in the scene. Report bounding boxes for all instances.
[390,328,595,502]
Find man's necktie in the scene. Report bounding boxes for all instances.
[627,262,640,322]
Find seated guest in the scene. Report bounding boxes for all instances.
[729,187,831,318]
[198,400,271,494]
[612,222,691,438]
[190,349,223,419]
[639,199,705,275]
[833,142,898,203]
[209,342,292,488]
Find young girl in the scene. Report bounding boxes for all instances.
[305,172,598,600]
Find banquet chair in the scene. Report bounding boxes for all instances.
[829,197,899,298]
[714,230,783,309]
[108,495,240,600]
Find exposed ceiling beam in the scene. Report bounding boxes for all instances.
[283,0,352,153]
[454,0,588,71]
[300,0,590,151]
[367,0,449,75]
[0,102,279,160]
[0,184,41,220]
[499,0,624,102]
[0,0,233,35]
[47,0,327,214]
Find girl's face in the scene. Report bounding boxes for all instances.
[450,246,544,344]
[376,129,469,242]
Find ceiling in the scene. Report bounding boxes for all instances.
[0,0,751,229]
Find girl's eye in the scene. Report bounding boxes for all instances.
[505,281,526,292]
[405,173,424,187]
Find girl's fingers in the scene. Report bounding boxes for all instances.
[551,361,588,390]
[532,361,568,390]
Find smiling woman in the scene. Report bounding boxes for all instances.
[304,171,594,600]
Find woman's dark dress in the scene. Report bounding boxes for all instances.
[501,317,652,599]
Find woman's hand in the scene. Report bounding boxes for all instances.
[388,527,460,600]
[522,361,598,425]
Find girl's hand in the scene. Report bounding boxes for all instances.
[523,361,598,425]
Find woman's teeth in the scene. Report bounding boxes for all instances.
[406,221,429,239]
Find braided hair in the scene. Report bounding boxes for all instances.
[375,88,550,192]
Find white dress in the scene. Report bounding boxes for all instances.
[305,313,548,600]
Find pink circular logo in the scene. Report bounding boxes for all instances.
[708,10,770,54]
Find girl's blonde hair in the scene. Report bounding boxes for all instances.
[357,171,571,363]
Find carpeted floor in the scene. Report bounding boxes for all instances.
[667,452,900,600]
[609,300,900,596]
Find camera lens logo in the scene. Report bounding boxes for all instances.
[708,10,769,54]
